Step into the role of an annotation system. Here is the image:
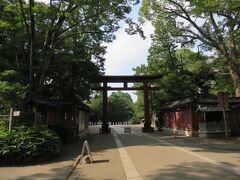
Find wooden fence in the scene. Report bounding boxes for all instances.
[0,115,10,121]
[199,121,225,131]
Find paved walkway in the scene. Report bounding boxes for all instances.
[0,125,240,180]
[73,125,240,180]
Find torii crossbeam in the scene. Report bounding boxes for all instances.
[93,75,162,133]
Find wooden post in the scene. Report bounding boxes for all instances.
[9,107,13,133]
[102,82,109,133]
[222,107,228,138]
[143,82,153,132]
[217,92,229,138]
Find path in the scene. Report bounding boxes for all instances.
[74,125,240,180]
[0,125,239,180]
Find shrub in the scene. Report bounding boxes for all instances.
[0,120,7,131]
[48,125,76,144]
[0,124,61,164]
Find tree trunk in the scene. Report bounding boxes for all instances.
[227,62,240,97]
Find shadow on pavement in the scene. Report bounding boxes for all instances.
[146,162,239,180]
[90,125,240,154]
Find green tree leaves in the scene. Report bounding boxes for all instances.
[139,0,240,96]
[0,70,26,113]
[108,92,134,122]
[0,0,138,112]
[89,92,135,123]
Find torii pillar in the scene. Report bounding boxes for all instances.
[142,81,154,132]
[102,82,110,133]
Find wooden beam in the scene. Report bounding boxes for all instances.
[95,75,162,83]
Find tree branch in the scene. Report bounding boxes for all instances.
[18,0,30,42]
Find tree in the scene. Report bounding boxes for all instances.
[108,92,134,122]
[133,48,216,111]
[0,0,139,112]
[139,0,240,96]
[89,92,135,123]
[88,94,103,122]
[0,70,26,114]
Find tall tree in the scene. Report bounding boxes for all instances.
[139,0,240,96]
[0,0,139,112]
[133,48,216,111]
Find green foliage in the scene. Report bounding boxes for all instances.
[0,124,61,164]
[0,70,26,114]
[139,0,240,96]
[89,92,135,123]
[0,120,8,137]
[129,115,140,125]
[0,0,138,113]
[132,90,144,121]
[48,125,76,144]
[88,94,103,122]
[133,48,216,113]
[108,92,134,122]
[210,58,235,96]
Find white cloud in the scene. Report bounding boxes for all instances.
[104,22,154,102]
[104,22,154,75]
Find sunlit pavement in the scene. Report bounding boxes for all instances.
[74,125,240,180]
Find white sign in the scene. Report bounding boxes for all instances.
[13,111,20,117]
[81,140,93,164]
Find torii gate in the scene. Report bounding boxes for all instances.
[94,75,162,133]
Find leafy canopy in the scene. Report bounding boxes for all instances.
[139,0,240,96]
[0,0,138,113]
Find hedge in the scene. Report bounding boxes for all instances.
[0,122,61,164]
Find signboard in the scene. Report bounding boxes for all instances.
[81,140,93,164]
[13,111,20,117]
[217,92,229,108]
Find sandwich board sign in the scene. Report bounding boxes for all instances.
[81,140,93,164]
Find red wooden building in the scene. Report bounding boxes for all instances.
[31,98,92,138]
[160,97,240,137]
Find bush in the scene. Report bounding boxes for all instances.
[0,120,7,131]
[129,115,140,125]
[48,125,76,144]
[0,124,61,164]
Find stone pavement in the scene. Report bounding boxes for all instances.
[72,125,240,180]
[0,125,240,180]
[71,126,126,180]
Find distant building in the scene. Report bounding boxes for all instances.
[160,97,240,137]
[30,98,92,138]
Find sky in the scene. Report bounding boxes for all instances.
[104,3,153,101]
[104,4,153,75]
[37,0,154,101]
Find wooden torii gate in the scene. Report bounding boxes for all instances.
[94,75,162,133]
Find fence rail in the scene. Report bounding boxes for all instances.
[89,121,129,125]
[206,121,225,131]
[199,121,225,131]
[0,115,10,121]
